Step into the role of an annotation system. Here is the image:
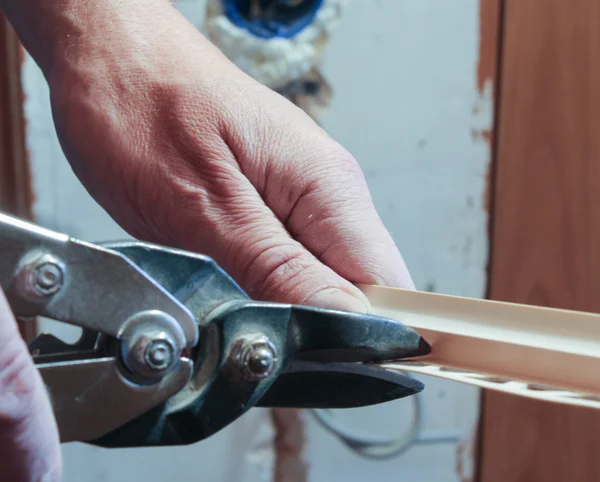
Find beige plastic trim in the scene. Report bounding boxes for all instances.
[358,285,600,409]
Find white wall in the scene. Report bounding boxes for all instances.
[21,1,491,480]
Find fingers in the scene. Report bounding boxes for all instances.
[137,90,410,311]
[0,290,61,482]
[286,150,415,290]
[226,98,415,291]
[142,129,372,313]
[219,213,372,312]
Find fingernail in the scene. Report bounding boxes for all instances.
[308,288,371,313]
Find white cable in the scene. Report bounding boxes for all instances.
[310,373,461,460]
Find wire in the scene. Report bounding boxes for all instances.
[310,373,461,460]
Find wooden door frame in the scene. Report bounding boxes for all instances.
[0,14,36,341]
[479,0,600,480]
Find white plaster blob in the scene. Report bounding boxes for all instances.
[205,0,347,89]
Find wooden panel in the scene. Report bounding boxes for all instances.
[0,15,36,341]
[0,15,32,219]
[478,0,503,215]
[480,0,600,481]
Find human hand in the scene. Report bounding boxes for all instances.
[0,1,413,478]
[0,290,61,481]
[39,0,414,310]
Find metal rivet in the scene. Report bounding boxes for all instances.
[237,336,277,380]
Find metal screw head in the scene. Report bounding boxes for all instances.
[238,336,278,380]
[144,337,174,371]
[119,311,186,384]
[34,261,64,295]
[16,253,65,300]
[127,329,178,378]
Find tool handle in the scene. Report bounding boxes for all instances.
[0,212,197,345]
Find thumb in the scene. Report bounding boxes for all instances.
[146,150,373,313]
[0,290,62,481]
[306,286,372,313]
[220,215,373,312]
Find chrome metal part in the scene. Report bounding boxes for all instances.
[39,357,193,442]
[0,216,430,448]
[32,258,64,294]
[90,300,429,448]
[100,241,249,321]
[256,361,423,408]
[119,310,186,383]
[0,212,198,347]
[146,339,173,370]
[15,252,65,300]
[236,335,277,380]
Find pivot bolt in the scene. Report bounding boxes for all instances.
[128,330,177,376]
[237,336,278,380]
[145,337,174,371]
[16,253,65,300]
[119,311,186,384]
[34,261,64,295]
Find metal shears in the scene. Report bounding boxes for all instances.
[0,212,429,448]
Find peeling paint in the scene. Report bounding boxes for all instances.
[477,0,501,96]
[476,0,501,216]
[472,79,494,143]
[456,427,478,482]
[455,3,500,480]
[473,78,495,222]
[469,3,500,481]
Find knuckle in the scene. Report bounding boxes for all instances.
[320,146,363,178]
[243,243,318,302]
[144,160,250,248]
[302,148,370,204]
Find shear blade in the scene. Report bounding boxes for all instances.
[256,361,423,409]
[289,305,431,363]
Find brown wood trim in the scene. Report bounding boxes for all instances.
[469,0,504,480]
[0,14,36,341]
[479,0,600,480]
[0,15,33,220]
[478,0,505,215]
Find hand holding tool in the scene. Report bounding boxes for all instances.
[0,212,428,447]
[3,211,599,450]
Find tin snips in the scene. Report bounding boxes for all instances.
[0,212,429,448]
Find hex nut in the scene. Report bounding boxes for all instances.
[237,336,278,380]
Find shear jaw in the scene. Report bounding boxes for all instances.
[86,250,430,447]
